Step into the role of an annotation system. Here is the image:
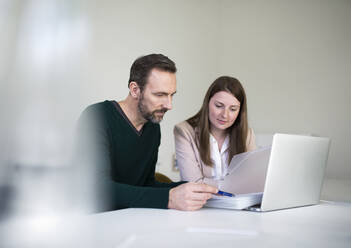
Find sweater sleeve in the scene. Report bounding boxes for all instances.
[144,146,185,188]
[145,151,185,188]
[174,123,219,187]
[75,106,177,211]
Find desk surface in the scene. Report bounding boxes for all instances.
[2,201,351,248]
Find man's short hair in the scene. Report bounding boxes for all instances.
[128,54,177,91]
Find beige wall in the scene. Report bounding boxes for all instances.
[0,0,21,179]
[2,0,350,201]
[217,0,351,200]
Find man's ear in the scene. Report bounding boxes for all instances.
[129,82,141,99]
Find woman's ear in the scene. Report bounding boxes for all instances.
[129,81,141,99]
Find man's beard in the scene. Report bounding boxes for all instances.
[138,95,168,124]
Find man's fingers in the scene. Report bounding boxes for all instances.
[186,205,203,211]
[190,183,218,194]
[184,200,206,210]
[168,182,218,211]
[188,192,213,201]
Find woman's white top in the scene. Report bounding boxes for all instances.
[209,134,230,180]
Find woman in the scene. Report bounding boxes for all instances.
[174,76,256,187]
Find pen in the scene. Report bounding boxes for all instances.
[217,190,235,197]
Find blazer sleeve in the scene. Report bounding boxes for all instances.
[246,128,257,151]
[173,123,218,187]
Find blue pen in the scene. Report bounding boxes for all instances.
[217,190,235,197]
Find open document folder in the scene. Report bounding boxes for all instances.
[205,146,271,210]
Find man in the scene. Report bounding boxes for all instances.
[76,54,217,212]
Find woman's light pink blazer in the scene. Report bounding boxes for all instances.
[174,121,256,187]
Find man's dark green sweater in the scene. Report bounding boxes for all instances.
[76,100,182,211]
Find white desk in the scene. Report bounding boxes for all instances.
[2,201,351,248]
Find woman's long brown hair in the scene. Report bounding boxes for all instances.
[187,76,249,167]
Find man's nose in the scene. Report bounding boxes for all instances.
[163,96,173,110]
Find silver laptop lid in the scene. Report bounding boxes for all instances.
[260,133,330,211]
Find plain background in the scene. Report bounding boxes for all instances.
[1,0,350,202]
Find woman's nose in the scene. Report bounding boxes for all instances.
[221,108,228,118]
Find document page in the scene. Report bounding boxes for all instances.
[219,146,271,194]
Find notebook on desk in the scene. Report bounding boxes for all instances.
[206,133,330,212]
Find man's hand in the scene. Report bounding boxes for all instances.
[168,182,218,211]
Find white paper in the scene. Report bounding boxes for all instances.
[219,146,271,194]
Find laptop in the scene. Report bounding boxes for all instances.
[246,133,330,212]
